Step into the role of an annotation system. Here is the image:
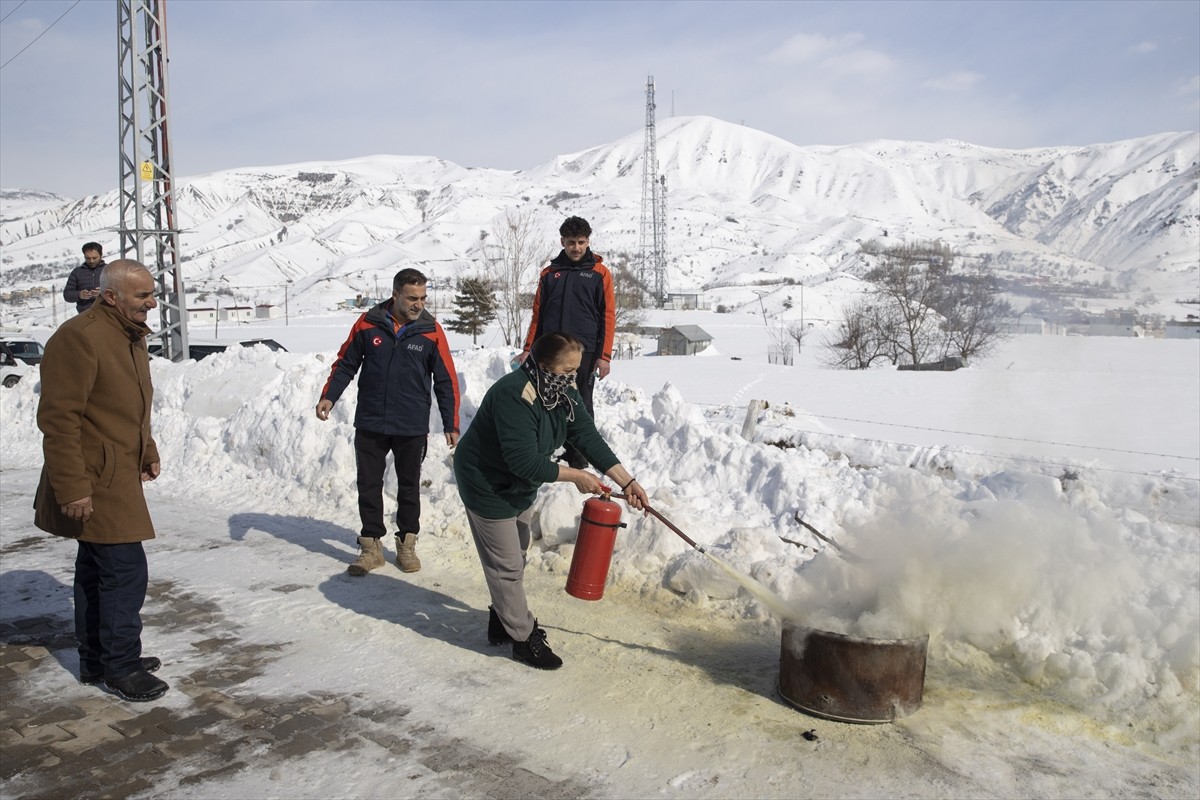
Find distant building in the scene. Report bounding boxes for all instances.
[657,325,712,356]
[339,294,377,310]
[222,306,255,323]
[1000,314,1064,335]
[188,307,218,323]
[663,292,704,310]
[256,304,282,319]
[1086,309,1141,337]
[1165,320,1200,340]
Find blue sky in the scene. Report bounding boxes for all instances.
[1,0,1197,198]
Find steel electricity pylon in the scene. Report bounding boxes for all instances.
[638,75,669,307]
[117,0,188,360]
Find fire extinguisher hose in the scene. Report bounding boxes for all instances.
[610,493,706,554]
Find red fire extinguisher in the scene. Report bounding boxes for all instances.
[566,493,626,601]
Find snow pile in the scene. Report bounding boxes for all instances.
[2,343,1196,752]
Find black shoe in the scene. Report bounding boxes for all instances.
[80,656,162,686]
[105,669,169,702]
[512,623,563,670]
[561,448,588,470]
[488,606,514,646]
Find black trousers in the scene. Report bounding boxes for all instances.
[74,541,148,679]
[575,350,599,419]
[563,351,600,462]
[355,429,426,538]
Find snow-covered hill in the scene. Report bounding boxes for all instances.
[1,117,1196,323]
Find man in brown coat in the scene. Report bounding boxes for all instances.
[35,259,169,702]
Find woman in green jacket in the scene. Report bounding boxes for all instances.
[454,332,648,669]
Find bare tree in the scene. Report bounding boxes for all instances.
[607,252,647,332]
[936,273,1013,360]
[766,322,793,365]
[866,241,952,365]
[827,241,1011,369]
[483,207,543,347]
[825,298,893,369]
[785,322,810,355]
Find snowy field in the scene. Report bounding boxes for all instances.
[1,310,1198,798]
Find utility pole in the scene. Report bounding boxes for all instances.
[117,0,189,361]
[638,75,669,307]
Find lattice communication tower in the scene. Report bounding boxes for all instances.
[117,0,188,360]
[638,75,668,306]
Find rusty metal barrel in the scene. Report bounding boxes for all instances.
[778,622,929,724]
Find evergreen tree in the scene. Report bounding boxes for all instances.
[445,276,497,344]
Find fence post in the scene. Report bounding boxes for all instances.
[741,399,765,441]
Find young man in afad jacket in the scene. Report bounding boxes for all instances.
[518,216,616,469]
[316,268,460,576]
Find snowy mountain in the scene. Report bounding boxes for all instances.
[0,188,70,218]
[1,117,1196,320]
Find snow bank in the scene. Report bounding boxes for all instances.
[2,344,1196,752]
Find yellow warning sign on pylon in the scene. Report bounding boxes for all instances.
[140,161,154,181]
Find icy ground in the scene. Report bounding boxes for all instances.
[1,315,1197,798]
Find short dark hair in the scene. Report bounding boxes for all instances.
[531,332,584,370]
[82,242,102,255]
[559,217,591,239]
[393,268,428,291]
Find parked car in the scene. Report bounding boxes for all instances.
[147,337,288,361]
[1,362,33,388]
[0,337,45,366]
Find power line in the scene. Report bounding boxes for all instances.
[0,1,29,25]
[691,400,1200,482]
[0,0,79,72]
[693,400,1198,463]
[801,412,1199,462]
[772,426,1200,484]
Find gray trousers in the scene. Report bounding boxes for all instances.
[464,506,536,641]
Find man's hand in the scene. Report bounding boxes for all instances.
[597,359,611,380]
[142,462,160,482]
[315,399,333,421]
[62,497,93,523]
[445,431,459,448]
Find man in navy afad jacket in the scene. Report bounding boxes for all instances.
[316,268,460,576]
[518,216,615,470]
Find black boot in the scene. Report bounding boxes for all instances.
[105,669,169,702]
[512,623,562,670]
[488,606,514,646]
[81,656,161,686]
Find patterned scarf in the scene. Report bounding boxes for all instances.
[523,360,577,421]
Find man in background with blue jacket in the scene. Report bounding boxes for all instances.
[316,268,460,576]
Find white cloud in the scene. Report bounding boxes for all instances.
[766,31,865,64]
[922,71,984,93]
[1128,41,1158,55]
[821,48,897,78]
[1179,75,1200,95]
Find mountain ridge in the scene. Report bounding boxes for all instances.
[1,116,1196,322]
